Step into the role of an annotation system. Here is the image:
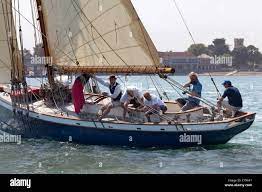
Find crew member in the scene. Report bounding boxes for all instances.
[94,75,123,120]
[71,74,90,114]
[120,87,144,120]
[176,72,202,111]
[217,80,243,117]
[139,92,167,122]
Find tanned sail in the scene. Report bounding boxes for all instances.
[39,0,173,74]
[0,0,23,84]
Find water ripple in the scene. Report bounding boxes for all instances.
[0,76,261,173]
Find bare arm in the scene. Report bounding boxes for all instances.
[218,90,227,103]
[217,96,224,103]
[93,76,110,87]
[183,82,191,88]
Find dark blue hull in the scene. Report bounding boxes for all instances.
[0,107,254,148]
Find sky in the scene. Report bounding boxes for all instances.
[19,0,262,52]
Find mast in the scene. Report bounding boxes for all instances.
[35,0,54,87]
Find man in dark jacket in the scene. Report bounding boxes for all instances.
[217,80,243,117]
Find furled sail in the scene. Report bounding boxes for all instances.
[0,0,23,84]
[39,0,171,74]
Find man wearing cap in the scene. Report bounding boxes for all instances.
[217,80,243,117]
[93,75,123,120]
[176,72,202,111]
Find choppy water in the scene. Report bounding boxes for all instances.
[0,76,261,174]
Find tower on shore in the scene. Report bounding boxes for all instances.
[234,38,244,49]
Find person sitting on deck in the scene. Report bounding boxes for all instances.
[138,92,167,122]
[217,80,243,118]
[71,74,90,114]
[176,72,202,112]
[120,87,144,120]
[93,75,123,120]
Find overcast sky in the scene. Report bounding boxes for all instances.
[20,0,262,52]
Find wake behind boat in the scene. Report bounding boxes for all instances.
[0,0,255,148]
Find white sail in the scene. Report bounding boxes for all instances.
[0,0,23,84]
[40,0,161,71]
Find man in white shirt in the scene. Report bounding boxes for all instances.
[94,75,123,120]
[120,87,144,120]
[139,92,167,122]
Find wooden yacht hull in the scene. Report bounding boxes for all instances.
[0,94,255,148]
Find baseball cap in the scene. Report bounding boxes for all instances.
[222,80,232,86]
[109,75,117,79]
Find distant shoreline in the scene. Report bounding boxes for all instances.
[198,71,262,76]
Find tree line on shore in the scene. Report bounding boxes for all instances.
[23,41,262,71]
[187,38,262,70]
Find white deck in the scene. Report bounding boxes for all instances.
[0,92,255,132]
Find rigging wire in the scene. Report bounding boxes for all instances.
[163,77,216,107]
[66,28,79,65]
[53,2,121,57]
[71,0,134,72]
[171,0,195,44]
[153,76,170,101]
[70,0,112,67]
[29,0,50,85]
[29,87,65,115]
[172,0,221,98]
[55,23,131,58]
[54,45,140,65]
[5,0,77,65]
[116,76,126,87]
[52,0,91,52]
[208,73,221,98]
[131,96,185,126]
[170,0,222,105]
[136,13,158,67]
[0,58,12,70]
[145,76,150,90]
[149,76,163,100]
[30,0,38,47]
[17,0,30,113]
[168,81,185,98]
[5,2,69,115]
[3,1,71,113]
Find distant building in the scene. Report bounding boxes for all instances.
[23,47,46,77]
[159,51,221,74]
[234,38,244,49]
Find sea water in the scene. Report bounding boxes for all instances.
[0,76,261,174]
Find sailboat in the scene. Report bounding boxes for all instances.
[0,0,256,148]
